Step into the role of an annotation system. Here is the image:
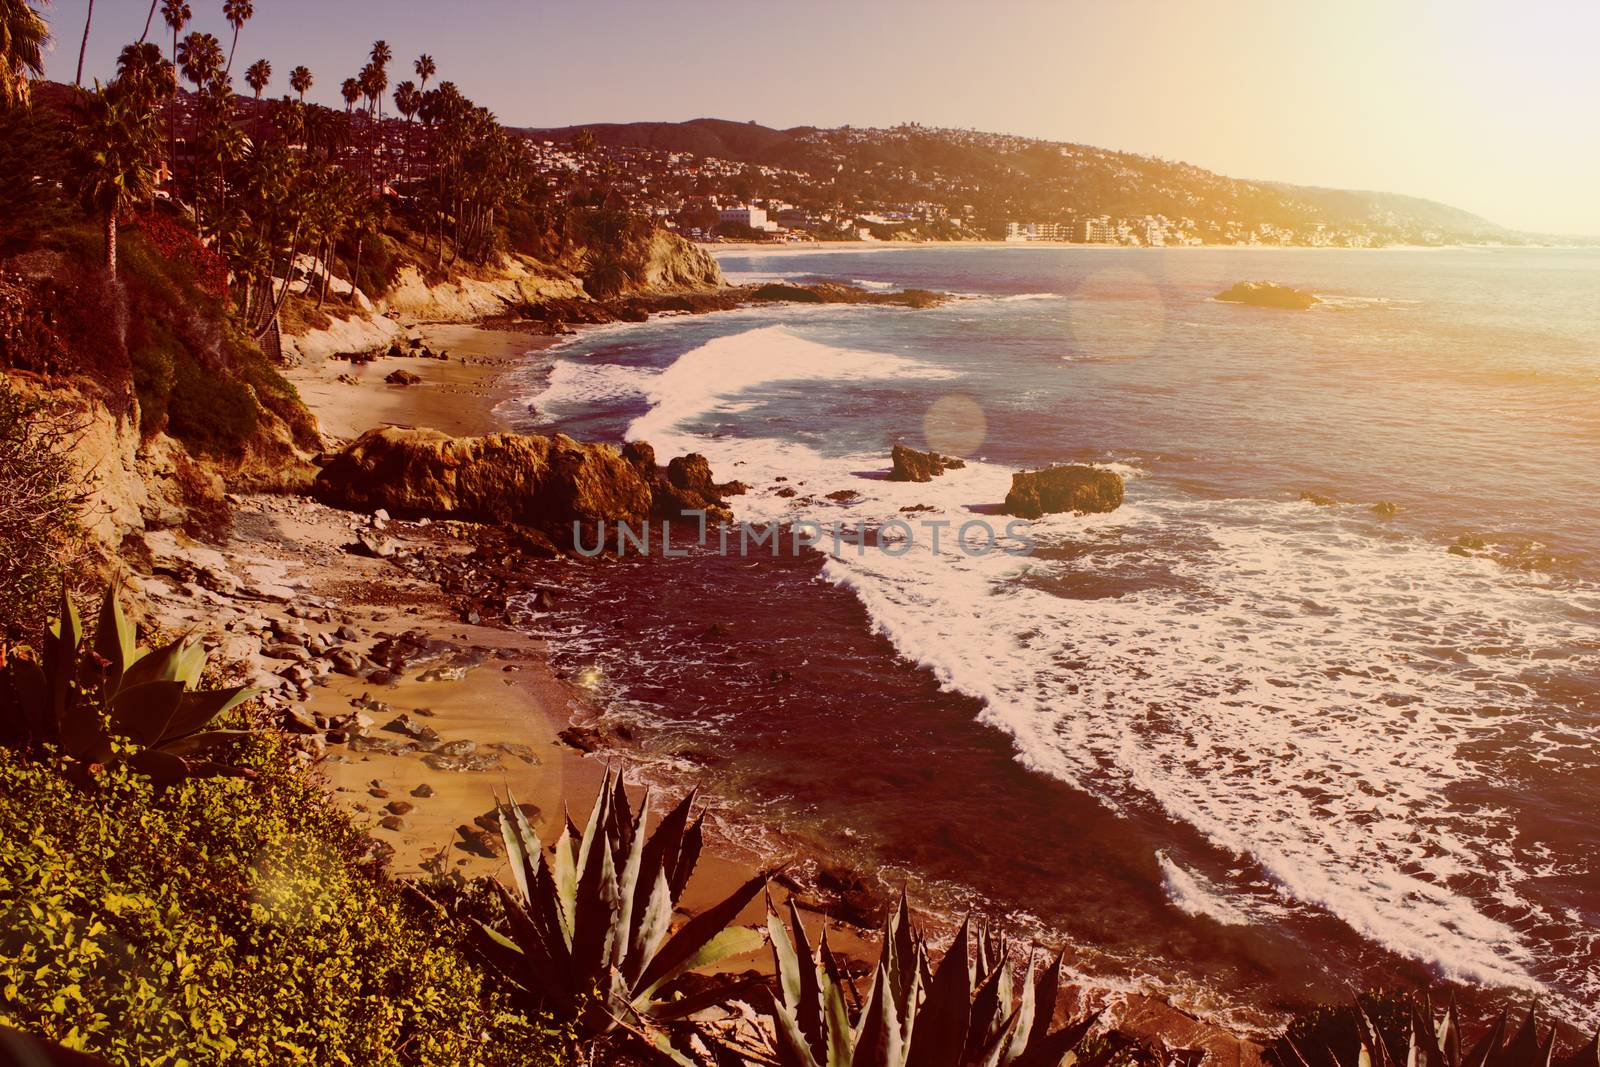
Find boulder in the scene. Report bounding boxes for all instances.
[313,427,655,534]
[385,369,422,385]
[1002,466,1125,519]
[1214,281,1319,310]
[889,444,964,483]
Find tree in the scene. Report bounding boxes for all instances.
[340,76,359,115]
[413,52,434,91]
[73,0,94,87]
[0,105,70,251]
[139,0,159,43]
[160,0,190,169]
[393,79,417,175]
[289,64,312,103]
[0,0,49,108]
[245,57,270,99]
[222,0,252,74]
[115,41,175,107]
[176,32,222,95]
[70,80,161,274]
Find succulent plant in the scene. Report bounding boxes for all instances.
[471,771,768,1041]
[765,893,1131,1067]
[0,584,255,782]
[1272,994,1599,1067]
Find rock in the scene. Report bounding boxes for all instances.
[385,369,422,386]
[328,648,366,676]
[889,444,962,483]
[1215,281,1319,310]
[378,815,405,830]
[418,664,471,683]
[558,725,605,753]
[261,642,308,661]
[457,825,503,857]
[487,742,540,765]
[621,440,657,472]
[384,800,414,816]
[357,836,395,868]
[350,528,398,558]
[424,749,503,772]
[1371,501,1399,517]
[410,783,435,798]
[348,735,419,756]
[313,426,655,538]
[825,489,860,502]
[280,704,321,734]
[656,452,735,521]
[1299,491,1338,506]
[1002,466,1125,519]
[337,624,361,641]
[384,714,440,743]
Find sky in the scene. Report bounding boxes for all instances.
[39,0,1600,236]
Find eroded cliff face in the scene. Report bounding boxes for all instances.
[280,230,725,359]
[630,230,724,292]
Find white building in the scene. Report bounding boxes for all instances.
[718,206,776,232]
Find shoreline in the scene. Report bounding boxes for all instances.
[257,315,1264,1060]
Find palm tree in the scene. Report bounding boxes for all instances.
[71,80,160,273]
[160,0,191,170]
[176,32,222,196]
[339,76,359,115]
[392,80,419,179]
[115,42,175,107]
[1,0,51,108]
[221,0,252,74]
[289,64,312,103]
[139,0,159,43]
[176,32,222,96]
[73,0,94,87]
[244,58,270,100]
[413,52,434,91]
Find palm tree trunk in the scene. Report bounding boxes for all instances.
[75,0,95,87]
[139,0,158,43]
[348,236,364,306]
[104,209,117,275]
[318,248,334,308]
[226,28,240,75]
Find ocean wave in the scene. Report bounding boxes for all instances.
[624,325,960,451]
[1158,852,1252,926]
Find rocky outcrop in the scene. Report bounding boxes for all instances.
[749,282,946,308]
[620,441,744,522]
[1215,281,1319,310]
[1002,465,1124,519]
[633,230,724,292]
[889,444,966,483]
[313,427,743,538]
[313,427,655,532]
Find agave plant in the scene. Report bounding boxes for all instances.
[1274,994,1599,1067]
[0,584,256,782]
[471,771,768,1040]
[766,894,1129,1067]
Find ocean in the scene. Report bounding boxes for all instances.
[496,245,1600,1033]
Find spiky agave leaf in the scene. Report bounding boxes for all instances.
[479,773,768,1042]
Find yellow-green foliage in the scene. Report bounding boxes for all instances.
[0,732,568,1065]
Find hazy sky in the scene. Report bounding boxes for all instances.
[40,0,1600,235]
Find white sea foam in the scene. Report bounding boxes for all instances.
[1158,852,1252,926]
[997,292,1064,302]
[623,325,959,451]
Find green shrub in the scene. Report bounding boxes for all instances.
[0,733,569,1065]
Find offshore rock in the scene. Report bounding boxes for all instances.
[1002,465,1125,519]
[1215,281,1319,310]
[889,444,966,483]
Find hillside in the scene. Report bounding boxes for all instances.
[516,117,1514,245]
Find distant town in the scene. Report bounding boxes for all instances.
[510,119,1538,248]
